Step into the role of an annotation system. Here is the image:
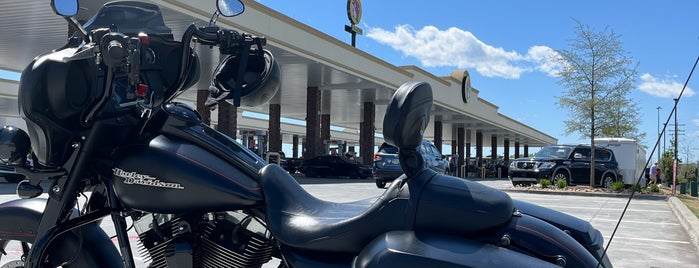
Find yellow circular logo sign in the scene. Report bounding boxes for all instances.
[347,0,362,25]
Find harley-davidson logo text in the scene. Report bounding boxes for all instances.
[113,168,185,190]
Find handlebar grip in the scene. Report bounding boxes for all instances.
[256,36,267,46]
[101,33,131,68]
[107,40,127,59]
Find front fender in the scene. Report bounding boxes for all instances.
[0,198,122,267]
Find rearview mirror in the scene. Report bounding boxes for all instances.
[51,0,78,17]
[217,0,245,17]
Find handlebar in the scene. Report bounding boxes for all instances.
[81,23,265,123]
[173,24,265,106]
[186,25,265,52]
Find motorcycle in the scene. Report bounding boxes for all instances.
[0,0,613,267]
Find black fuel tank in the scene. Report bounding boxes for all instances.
[111,135,263,213]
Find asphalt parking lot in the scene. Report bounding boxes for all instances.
[0,176,697,268]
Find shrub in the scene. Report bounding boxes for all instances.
[610,181,625,192]
[540,179,552,188]
[630,183,642,192]
[556,179,567,189]
[648,183,660,193]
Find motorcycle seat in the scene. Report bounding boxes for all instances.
[259,164,409,253]
[411,171,515,235]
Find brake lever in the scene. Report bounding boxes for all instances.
[127,36,142,88]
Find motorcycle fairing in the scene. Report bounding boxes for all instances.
[18,48,97,167]
[84,1,174,40]
[0,198,122,267]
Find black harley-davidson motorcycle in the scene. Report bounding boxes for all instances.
[0,0,613,267]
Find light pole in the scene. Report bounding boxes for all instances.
[673,98,679,195]
[657,106,662,163]
[663,122,667,159]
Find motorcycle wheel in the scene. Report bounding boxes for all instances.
[0,225,122,268]
[0,236,92,267]
[0,199,122,267]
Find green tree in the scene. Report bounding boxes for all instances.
[555,20,640,187]
[598,96,646,142]
[659,150,674,185]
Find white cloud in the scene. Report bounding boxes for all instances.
[638,73,695,98]
[366,25,561,79]
[526,46,564,77]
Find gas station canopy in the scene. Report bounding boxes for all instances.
[0,0,556,148]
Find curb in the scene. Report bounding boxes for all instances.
[500,188,669,201]
[667,197,699,258]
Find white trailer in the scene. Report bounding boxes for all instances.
[595,138,647,186]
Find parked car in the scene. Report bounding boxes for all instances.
[298,155,371,179]
[281,157,303,173]
[507,144,620,188]
[372,140,450,188]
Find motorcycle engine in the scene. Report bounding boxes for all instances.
[133,212,274,268]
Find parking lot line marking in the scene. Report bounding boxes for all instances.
[511,197,667,206]
[543,205,672,213]
[604,236,690,245]
[590,218,680,226]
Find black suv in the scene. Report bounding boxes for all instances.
[508,144,620,188]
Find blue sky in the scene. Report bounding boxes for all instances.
[256,0,699,161]
[1,1,697,161]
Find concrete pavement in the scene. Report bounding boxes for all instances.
[0,176,697,267]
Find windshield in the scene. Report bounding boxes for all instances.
[84,1,174,40]
[534,146,572,159]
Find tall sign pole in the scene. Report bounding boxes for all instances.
[344,0,363,47]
